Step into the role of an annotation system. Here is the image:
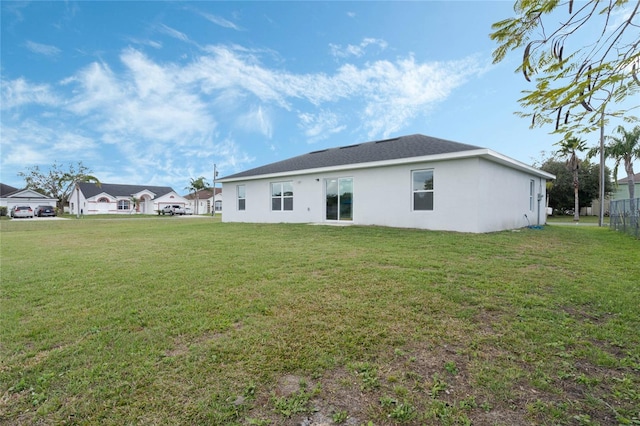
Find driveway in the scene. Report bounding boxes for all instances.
[8,216,69,221]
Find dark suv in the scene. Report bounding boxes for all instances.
[34,205,56,217]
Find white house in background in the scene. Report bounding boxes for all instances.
[74,183,188,215]
[0,183,58,212]
[184,188,223,214]
[218,134,555,233]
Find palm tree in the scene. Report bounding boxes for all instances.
[603,125,640,227]
[129,195,139,214]
[185,176,209,215]
[556,137,587,222]
[604,125,640,200]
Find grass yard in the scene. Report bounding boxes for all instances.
[1,218,639,425]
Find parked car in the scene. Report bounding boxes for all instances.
[184,207,193,215]
[161,205,186,215]
[34,205,56,217]
[10,206,34,218]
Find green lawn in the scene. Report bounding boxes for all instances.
[547,215,609,224]
[1,218,638,425]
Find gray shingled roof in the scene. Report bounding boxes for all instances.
[0,183,20,196]
[77,182,176,198]
[618,173,640,184]
[221,134,482,180]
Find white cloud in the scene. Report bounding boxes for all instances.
[236,105,273,138]
[298,110,346,143]
[25,40,61,57]
[1,77,59,110]
[0,120,98,168]
[2,41,484,187]
[65,49,216,145]
[158,24,190,42]
[329,38,388,59]
[198,11,242,30]
[127,37,163,49]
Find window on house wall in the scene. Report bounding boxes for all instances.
[237,185,245,211]
[271,181,293,211]
[117,200,130,210]
[412,169,434,211]
[97,197,109,203]
[530,179,535,211]
[215,200,222,211]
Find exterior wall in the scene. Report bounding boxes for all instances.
[611,182,640,201]
[154,192,188,212]
[186,192,222,214]
[221,158,548,233]
[73,190,188,215]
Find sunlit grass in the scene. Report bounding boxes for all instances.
[1,219,638,425]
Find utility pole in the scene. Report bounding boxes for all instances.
[212,164,218,216]
[599,109,605,227]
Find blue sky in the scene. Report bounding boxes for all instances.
[1,1,636,193]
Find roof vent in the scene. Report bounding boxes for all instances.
[310,149,328,154]
[339,144,360,149]
[375,137,399,144]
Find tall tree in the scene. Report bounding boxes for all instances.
[602,125,640,200]
[591,124,640,226]
[556,137,588,221]
[491,1,639,226]
[540,157,611,213]
[18,162,100,214]
[490,0,640,138]
[185,176,209,215]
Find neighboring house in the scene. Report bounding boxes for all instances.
[218,134,555,233]
[184,188,223,214]
[610,172,640,201]
[0,183,58,213]
[73,183,188,215]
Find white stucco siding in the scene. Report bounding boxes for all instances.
[473,158,547,232]
[226,177,324,224]
[222,158,484,231]
[352,158,480,232]
[221,157,549,233]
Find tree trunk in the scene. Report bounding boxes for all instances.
[573,170,580,222]
[626,162,636,228]
[626,162,635,200]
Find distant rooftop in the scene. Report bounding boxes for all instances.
[77,182,176,199]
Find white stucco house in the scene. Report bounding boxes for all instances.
[73,183,188,215]
[218,134,555,233]
[184,188,223,214]
[0,183,58,212]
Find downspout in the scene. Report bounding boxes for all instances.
[537,177,542,226]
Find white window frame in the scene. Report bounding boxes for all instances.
[412,169,434,211]
[271,181,293,211]
[529,180,535,211]
[237,185,246,211]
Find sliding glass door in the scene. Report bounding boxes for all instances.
[326,177,353,221]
